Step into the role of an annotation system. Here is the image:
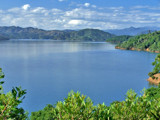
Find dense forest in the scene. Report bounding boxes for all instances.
[106,35,132,44]
[116,31,160,52]
[0,26,114,41]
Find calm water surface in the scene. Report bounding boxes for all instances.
[0,40,157,113]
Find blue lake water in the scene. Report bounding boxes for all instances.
[0,40,157,113]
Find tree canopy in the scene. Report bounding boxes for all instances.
[148,54,160,79]
[116,31,160,52]
[106,35,132,44]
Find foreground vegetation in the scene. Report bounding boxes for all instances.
[106,35,132,44]
[116,31,160,52]
[0,68,27,119]
[30,87,160,120]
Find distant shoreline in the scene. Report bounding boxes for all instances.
[115,46,160,53]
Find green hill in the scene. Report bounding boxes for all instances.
[106,35,132,44]
[69,29,115,41]
[0,26,114,41]
[116,31,160,53]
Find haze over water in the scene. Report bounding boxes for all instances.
[0,40,157,113]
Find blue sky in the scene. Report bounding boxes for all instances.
[0,0,160,30]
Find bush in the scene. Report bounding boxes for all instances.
[0,68,27,119]
[31,88,160,120]
[148,54,160,78]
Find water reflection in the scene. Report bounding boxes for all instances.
[0,40,115,58]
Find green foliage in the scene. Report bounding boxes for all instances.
[0,68,27,119]
[93,103,112,119]
[31,88,160,120]
[116,31,160,52]
[55,91,94,119]
[111,90,151,119]
[148,54,160,78]
[31,91,95,120]
[106,35,132,44]
[0,68,4,79]
[145,84,160,100]
[30,104,55,120]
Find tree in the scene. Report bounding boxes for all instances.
[148,54,160,79]
[0,68,27,119]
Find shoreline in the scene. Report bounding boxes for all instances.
[147,73,160,85]
[115,46,160,53]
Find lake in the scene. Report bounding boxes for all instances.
[0,40,157,113]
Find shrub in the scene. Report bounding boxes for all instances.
[0,68,27,119]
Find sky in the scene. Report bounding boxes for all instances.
[0,0,160,30]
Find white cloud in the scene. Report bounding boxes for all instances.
[76,3,96,8]
[92,5,97,8]
[68,20,80,25]
[84,3,90,7]
[0,10,3,13]
[131,6,149,9]
[68,20,86,25]
[0,4,160,30]
[58,0,66,2]
[22,4,30,10]
[131,5,160,10]
[32,7,45,13]
[8,8,21,13]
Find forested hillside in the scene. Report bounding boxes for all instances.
[0,26,114,41]
[106,35,132,44]
[116,31,160,53]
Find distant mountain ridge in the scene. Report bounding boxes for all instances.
[0,26,114,41]
[1,26,159,41]
[105,27,160,36]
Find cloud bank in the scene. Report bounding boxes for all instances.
[0,4,160,30]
